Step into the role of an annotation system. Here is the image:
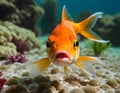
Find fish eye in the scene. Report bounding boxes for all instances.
[46,41,50,48]
[74,40,79,47]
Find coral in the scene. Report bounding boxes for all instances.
[4,53,28,64]
[12,38,30,54]
[94,13,120,46]
[0,72,6,90]
[0,21,41,59]
[0,0,44,35]
[92,42,112,56]
[40,0,58,35]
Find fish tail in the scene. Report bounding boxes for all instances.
[76,56,102,76]
[73,12,108,42]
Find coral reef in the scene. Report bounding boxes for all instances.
[0,0,44,35]
[40,0,59,35]
[12,38,30,54]
[94,13,120,46]
[0,21,41,59]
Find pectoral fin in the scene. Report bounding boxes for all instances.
[76,56,99,76]
[23,57,51,77]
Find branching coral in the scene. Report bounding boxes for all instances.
[0,72,6,90]
[4,53,28,64]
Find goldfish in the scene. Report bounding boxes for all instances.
[26,6,106,76]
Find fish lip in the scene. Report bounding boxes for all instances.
[54,50,70,60]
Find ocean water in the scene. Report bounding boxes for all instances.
[36,0,120,17]
[36,0,120,46]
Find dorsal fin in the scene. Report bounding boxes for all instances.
[62,5,73,22]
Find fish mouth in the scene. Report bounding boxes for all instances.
[55,50,70,60]
[52,50,72,66]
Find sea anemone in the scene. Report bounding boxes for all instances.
[12,37,30,54]
[4,53,28,64]
[0,72,6,90]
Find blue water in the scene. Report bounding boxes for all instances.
[35,0,120,18]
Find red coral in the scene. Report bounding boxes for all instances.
[5,53,28,64]
[0,72,6,90]
[12,37,30,54]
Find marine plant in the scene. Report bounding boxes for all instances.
[0,72,6,90]
[4,53,28,64]
[92,42,112,56]
[12,37,30,54]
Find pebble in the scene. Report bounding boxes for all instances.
[59,89,69,93]
[5,85,28,93]
[51,68,60,74]
[65,75,78,83]
[115,89,120,93]
[70,81,81,86]
[21,78,33,85]
[6,77,18,86]
[106,79,119,88]
[70,88,85,93]
[50,80,63,90]
[36,82,49,93]
[34,75,50,83]
[89,79,99,86]
[83,85,97,93]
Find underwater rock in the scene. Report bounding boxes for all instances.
[70,88,85,93]
[83,85,97,93]
[0,0,44,35]
[0,21,41,59]
[106,79,119,89]
[40,0,58,35]
[50,80,63,90]
[5,85,28,93]
[6,77,18,86]
[94,13,120,46]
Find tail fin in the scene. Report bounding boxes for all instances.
[16,58,51,77]
[73,12,108,42]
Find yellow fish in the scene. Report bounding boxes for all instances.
[26,6,106,76]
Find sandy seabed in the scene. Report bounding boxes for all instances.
[0,40,120,93]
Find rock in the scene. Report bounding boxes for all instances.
[83,85,97,93]
[6,77,18,86]
[50,80,63,90]
[0,0,45,35]
[36,82,49,93]
[89,79,100,86]
[51,68,60,74]
[70,88,85,93]
[5,85,28,93]
[59,89,69,93]
[34,75,50,83]
[106,79,119,88]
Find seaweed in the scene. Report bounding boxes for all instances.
[0,72,6,90]
[92,42,112,56]
[4,53,28,64]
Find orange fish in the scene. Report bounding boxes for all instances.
[26,6,106,76]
